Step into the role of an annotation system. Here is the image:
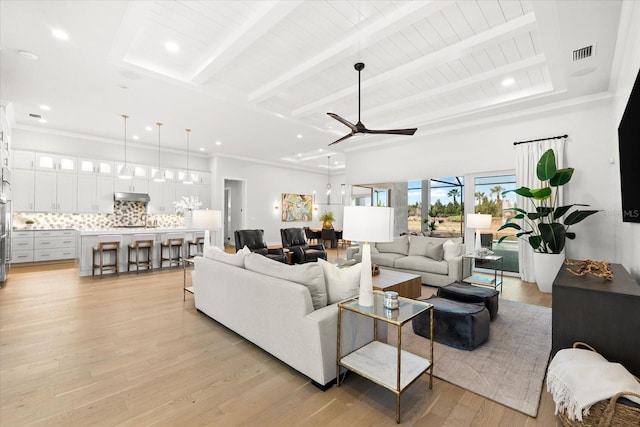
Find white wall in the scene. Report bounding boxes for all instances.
[210,156,344,245]
[345,95,638,275]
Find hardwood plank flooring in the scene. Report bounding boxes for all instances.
[1,251,557,426]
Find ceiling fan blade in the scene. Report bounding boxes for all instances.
[328,132,355,146]
[365,128,418,136]
[327,113,358,132]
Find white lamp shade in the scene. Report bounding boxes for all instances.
[192,210,222,229]
[466,213,491,230]
[342,206,394,243]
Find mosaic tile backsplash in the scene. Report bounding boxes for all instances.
[13,201,186,230]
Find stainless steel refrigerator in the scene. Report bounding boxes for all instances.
[0,199,9,283]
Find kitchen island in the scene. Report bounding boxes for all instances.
[78,228,206,276]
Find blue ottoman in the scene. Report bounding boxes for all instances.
[412,296,490,350]
[438,281,499,320]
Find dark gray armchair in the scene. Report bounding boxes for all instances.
[280,227,327,264]
[234,229,286,263]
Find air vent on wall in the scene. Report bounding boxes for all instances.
[572,44,596,62]
[29,113,42,119]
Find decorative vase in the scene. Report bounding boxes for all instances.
[322,220,332,229]
[184,210,193,228]
[532,251,565,293]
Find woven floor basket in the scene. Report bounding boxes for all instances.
[556,342,640,427]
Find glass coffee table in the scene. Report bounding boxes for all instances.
[337,291,434,423]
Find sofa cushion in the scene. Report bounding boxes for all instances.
[425,242,444,261]
[443,239,463,260]
[394,255,449,275]
[375,235,409,255]
[371,252,406,268]
[408,236,431,256]
[318,258,361,304]
[203,245,250,268]
[244,253,327,310]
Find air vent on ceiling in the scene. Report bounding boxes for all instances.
[29,113,42,119]
[572,44,596,62]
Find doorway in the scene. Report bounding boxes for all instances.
[223,179,245,249]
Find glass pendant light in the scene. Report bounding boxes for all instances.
[183,128,193,185]
[152,122,165,182]
[118,114,133,179]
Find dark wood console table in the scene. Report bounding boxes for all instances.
[552,263,640,376]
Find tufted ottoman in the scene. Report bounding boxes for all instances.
[438,281,499,320]
[412,296,490,350]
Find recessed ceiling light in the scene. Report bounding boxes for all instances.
[297,153,302,157]
[40,104,50,111]
[38,118,47,124]
[199,147,205,151]
[275,113,285,118]
[132,135,139,140]
[318,148,323,152]
[145,126,152,131]
[51,28,69,40]
[297,134,303,139]
[215,141,221,146]
[502,77,515,87]
[334,161,339,165]
[165,41,180,53]
[17,50,38,60]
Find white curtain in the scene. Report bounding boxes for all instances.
[515,137,566,282]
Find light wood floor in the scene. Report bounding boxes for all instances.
[1,250,557,426]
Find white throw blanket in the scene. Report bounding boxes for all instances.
[546,348,640,421]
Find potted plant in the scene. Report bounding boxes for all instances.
[25,219,35,229]
[498,148,600,292]
[319,211,335,229]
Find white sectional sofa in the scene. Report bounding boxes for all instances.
[346,235,470,287]
[192,250,382,389]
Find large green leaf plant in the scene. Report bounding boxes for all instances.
[498,149,600,254]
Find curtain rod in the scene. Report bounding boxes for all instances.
[513,134,568,145]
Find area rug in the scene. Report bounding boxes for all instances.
[402,299,552,417]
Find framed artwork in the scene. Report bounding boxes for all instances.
[281,193,313,222]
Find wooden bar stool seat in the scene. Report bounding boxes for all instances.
[187,232,205,257]
[128,233,154,272]
[160,233,184,268]
[92,235,122,277]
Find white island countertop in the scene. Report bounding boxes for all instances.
[77,227,206,236]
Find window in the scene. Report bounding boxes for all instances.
[429,176,464,237]
[408,180,422,233]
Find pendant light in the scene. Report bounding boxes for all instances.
[326,155,331,203]
[152,122,165,182]
[118,114,133,179]
[183,128,193,185]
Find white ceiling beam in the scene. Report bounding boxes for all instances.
[291,12,538,117]
[248,0,454,104]
[190,1,302,84]
[363,54,547,118]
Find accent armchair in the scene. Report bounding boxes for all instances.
[280,227,327,264]
[234,229,286,263]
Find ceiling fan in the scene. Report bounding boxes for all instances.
[327,62,418,146]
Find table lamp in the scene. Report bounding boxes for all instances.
[466,213,492,251]
[192,209,222,248]
[343,206,394,306]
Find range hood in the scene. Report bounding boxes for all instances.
[114,192,150,202]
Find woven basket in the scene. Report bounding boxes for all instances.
[556,342,640,427]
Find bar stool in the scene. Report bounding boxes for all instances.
[92,235,122,277]
[160,233,185,268]
[127,234,155,272]
[187,232,205,257]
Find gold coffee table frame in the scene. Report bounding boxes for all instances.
[337,291,434,423]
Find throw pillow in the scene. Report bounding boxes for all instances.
[424,242,444,261]
[318,258,361,304]
[203,245,248,268]
[244,253,327,310]
[375,235,409,255]
[443,239,463,261]
[408,236,431,256]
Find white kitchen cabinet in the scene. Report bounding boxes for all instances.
[12,169,35,211]
[12,150,35,170]
[34,171,78,212]
[79,159,114,175]
[78,174,114,212]
[35,153,76,172]
[114,176,148,194]
[13,230,76,263]
[148,180,175,213]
